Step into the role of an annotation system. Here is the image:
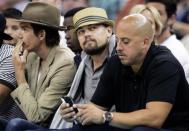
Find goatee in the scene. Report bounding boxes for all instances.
[84,44,107,55]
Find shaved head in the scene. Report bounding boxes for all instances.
[118,14,154,43]
[116,14,155,67]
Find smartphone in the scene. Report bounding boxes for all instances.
[62,96,78,113]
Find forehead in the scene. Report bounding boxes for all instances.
[116,20,133,38]
[6,18,20,23]
[77,23,105,31]
[20,22,32,28]
[64,17,73,26]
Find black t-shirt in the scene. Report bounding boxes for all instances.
[91,44,189,130]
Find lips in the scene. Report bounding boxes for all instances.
[84,39,95,45]
[117,53,126,60]
[66,42,72,47]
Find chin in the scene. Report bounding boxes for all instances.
[120,60,129,66]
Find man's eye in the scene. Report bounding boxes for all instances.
[121,38,129,44]
[77,29,85,35]
[67,26,74,30]
[89,26,97,31]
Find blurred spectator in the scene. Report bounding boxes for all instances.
[129,4,162,37]
[0,0,10,11]
[61,0,88,15]
[146,0,189,84]
[63,7,86,69]
[3,8,22,45]
[177,0,189,23]
[13,0,30,12]
[173,0,189,39]
[0,0,29,12]
[89,0,124,20]
[115,0,144,27]
[0,12,26,129]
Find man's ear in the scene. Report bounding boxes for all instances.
[106,26,113,37]
[143,37,151,48]
[38,30,46,40]
[168,14,176,27]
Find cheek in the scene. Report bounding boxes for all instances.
[94,33,108,46]
[78,36,84,48]
[11,31,19,38]
[99,38,107,46]
[22,34,31,43]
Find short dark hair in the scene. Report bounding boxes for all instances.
[3,8,22,19]
[145,0,178,18]
[31,24,60,47]
[64,7,86,18]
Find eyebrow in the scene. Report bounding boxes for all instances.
[67,26,74,29]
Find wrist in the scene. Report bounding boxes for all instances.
[102,111,113,124]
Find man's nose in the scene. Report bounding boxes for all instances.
[18,30,24,39]
[116,41,122,51]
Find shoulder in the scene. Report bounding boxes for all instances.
[26,52,38,62]
[147,45,184,74]
[104,55,123,73]
[0,44,14,58]
[55,46,75,58]
[54,46,75,64]
[108,55,122,65]
[150,45,180,64]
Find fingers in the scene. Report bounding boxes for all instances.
[60,103,77,122]
[75,104,88,118]
[13,41,28,63]
[75,104,87,109]
[13,41,23,58]
[21,49,28,63]
[77,111,92,125]
[75,105,90,125]
[74,104,104,125]
[13,41,22,58]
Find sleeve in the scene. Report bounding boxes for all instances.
[147,61,181,104]
[0,52,16,90]
[91,57,117,109]
[11,56,76,123]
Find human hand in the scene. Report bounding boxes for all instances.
[13,41,28,85]
[13,41,28,65]
[75,103,105,125]
[60,103,77,122]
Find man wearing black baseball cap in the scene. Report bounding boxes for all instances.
[0,13,26,129]
[0,13,12,41]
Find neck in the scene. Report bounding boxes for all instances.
[36,42,51,61]
[91,47,109,71]
[131,64,141,74]
[155,27,171,44]
[131,45,150,74]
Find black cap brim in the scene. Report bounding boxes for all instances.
[2,33,12,40]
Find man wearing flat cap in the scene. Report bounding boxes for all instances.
[5,7,117,131]
[0,2,76,130]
